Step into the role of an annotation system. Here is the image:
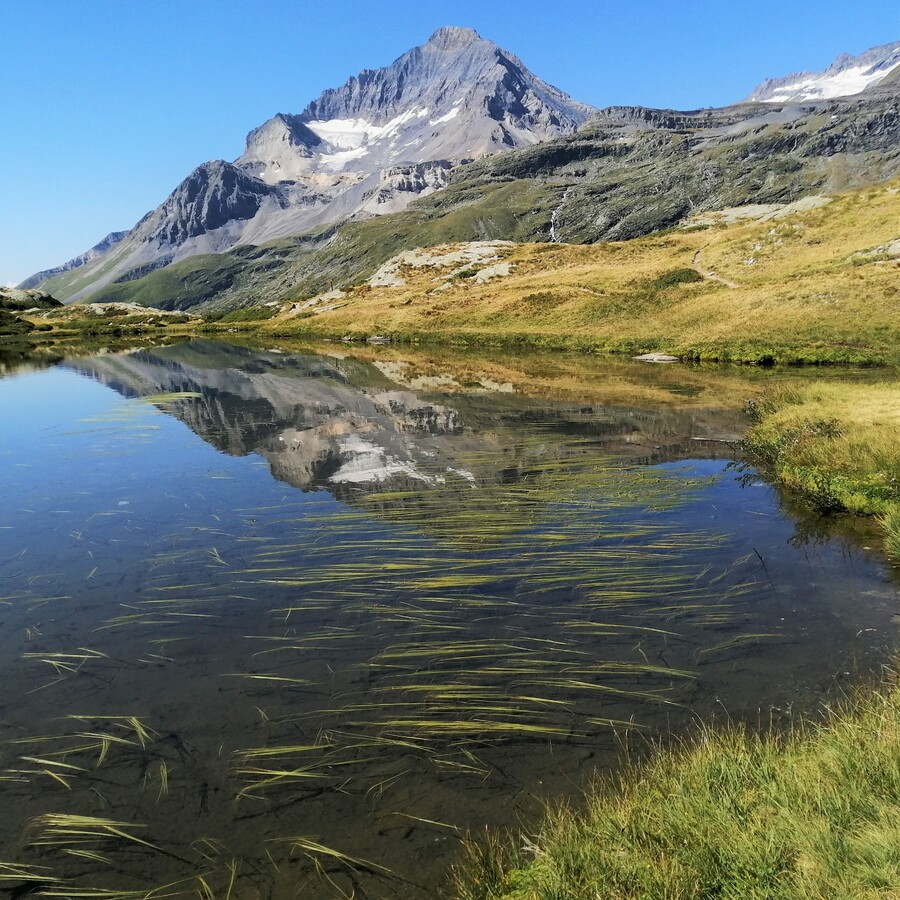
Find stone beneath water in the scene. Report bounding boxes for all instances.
[633,352,680,363]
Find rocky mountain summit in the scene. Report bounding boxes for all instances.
[747,40,900,103]
[241,27,593,178]
[26,27,592,302]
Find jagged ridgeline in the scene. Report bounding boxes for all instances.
[22,32,900,313]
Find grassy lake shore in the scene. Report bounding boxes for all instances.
[745,381,900,562]
[453,378,900,899]
[453,671,900,899]
[457,381,900,900]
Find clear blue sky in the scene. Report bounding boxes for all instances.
[2,0,898,286]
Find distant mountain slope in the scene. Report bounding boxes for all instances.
[87,87,900,314]
[747,41,900,102]
[19,230,127,292]
[25,27,592,302]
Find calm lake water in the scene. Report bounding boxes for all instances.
[0,340,897,898]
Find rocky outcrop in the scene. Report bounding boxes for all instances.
[138,161,285,245]
[0,286,62,311]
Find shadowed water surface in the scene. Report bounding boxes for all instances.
[0,341,897,898]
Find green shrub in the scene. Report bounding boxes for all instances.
[649,267,705,289]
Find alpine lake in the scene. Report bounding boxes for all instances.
[1,338,897,899]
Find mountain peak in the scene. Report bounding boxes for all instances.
[26,28,594,301]
[426,26,483,48]
[291,26,593,141]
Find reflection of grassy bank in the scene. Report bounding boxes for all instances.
[455,672,900,899]
[0,331,196,376]
[745,381,900,561]
[210,334,783,412]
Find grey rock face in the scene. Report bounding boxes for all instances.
[29,27,593,301]
[291,26,593,156]
[473,92,900,245]
[139,161,285,245]
[747,40,900,103]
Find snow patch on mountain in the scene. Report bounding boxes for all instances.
[748,40,900,103]
[307,108,430,153]
[430,108,460,126]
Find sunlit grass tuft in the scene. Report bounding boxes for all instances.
[453,672,900,899]
[745,381,900,561]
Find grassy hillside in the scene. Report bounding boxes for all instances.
[85,180,558,313]
[246,181,900,364]
[36,239,139,300]
[87,252,251,310]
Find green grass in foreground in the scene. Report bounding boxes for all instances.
[455,673,900,899]
[745,381,900,562]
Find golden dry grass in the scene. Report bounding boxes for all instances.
[255,182,900,363]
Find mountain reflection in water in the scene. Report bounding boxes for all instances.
[65,342,748,503]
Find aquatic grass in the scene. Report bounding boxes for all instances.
[22,648,109,670]
[0,861,62,882]
[65,716,157,749]
[38,874,212,900]
[155,760,168,800]
[28,814,165,855]
[695,632,782,661]
[0,354,801,897]
[270,836,393,875]
[5,717,163,794]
